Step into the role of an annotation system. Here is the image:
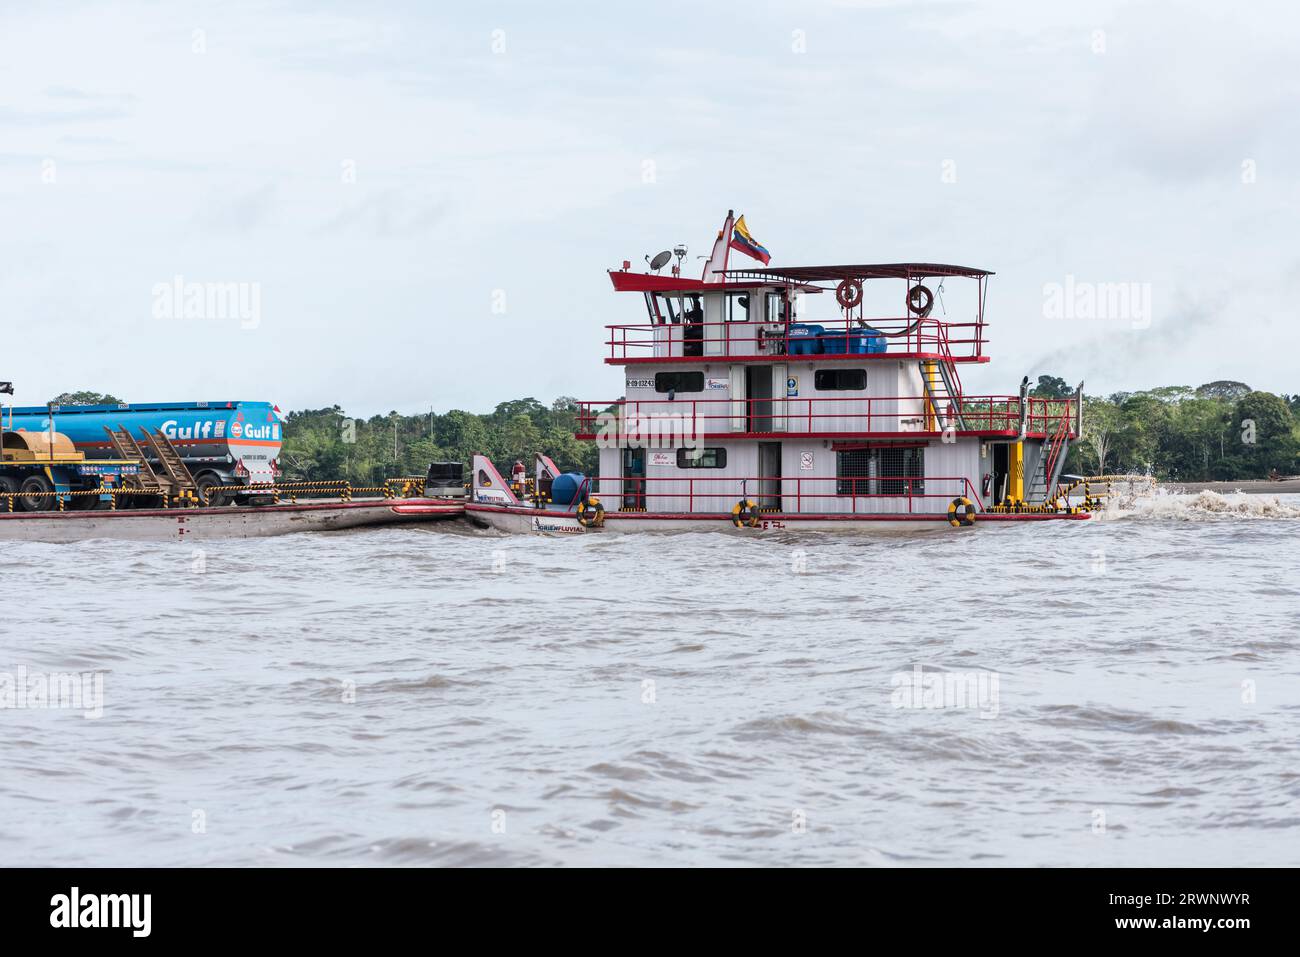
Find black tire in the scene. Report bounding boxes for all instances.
[907,284,934,317]
[68,488,106,510]
[195,474,228,507]
[18,474,56,512]
[0,475,17,512]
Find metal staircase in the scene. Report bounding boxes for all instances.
[921,321,968,431]
[1026,415,1071,503]
[104,426,164,492]
[919,358,967,431]
[141,429,197,494]
[103,426,196,496]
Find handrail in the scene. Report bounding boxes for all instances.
[932,317,963,396]
[602,314,987,362]
[575,395,1074,436]
[0,477,430,512]
[564,473,985,516]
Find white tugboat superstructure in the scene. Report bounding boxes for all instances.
[466,211,1090,534]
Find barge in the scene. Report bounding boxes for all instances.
[466,211,1091,534]
[0,388,465,541]
[0,496,463,543]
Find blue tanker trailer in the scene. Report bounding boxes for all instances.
[7,401,283,504]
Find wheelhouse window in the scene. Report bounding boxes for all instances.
[814,369,867,391]
[653,293,680,324]
[727,292,750,322]
[644,292,664,325]
[682,294,704,324]
[676,447,727,469]
[765,291,790,324]
[836,446,924,496]
[655,371,704,393]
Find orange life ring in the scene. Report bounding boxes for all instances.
[836,278,863,310]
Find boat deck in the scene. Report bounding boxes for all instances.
[0,497,465,542]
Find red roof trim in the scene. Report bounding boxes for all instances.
[724,263,993,282]
[607,270,816,294]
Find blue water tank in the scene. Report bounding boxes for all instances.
[849,327,887,354]
[787,323,824,355]
[550,472,586,506]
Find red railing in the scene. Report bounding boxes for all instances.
[575,395,1075,437]
[578,473,985,515]
[603,315,985,362]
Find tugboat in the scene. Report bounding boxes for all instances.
[466,211,1090,533]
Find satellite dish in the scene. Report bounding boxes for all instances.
[647,250,672,272]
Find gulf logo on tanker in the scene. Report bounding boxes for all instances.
[230,421,243,439]
[240,423,279,440]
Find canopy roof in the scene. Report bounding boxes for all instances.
[722,263,993,282]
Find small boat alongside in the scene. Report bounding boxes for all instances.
[465,210,1093,535]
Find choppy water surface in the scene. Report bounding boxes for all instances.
[2,488,1298,866]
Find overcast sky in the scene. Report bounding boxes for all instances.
[2,1,1297,416]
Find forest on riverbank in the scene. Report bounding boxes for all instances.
[1028,377,1298,482]
[278,398,596,485]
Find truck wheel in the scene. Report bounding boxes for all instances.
[18,475,56,511]
[0,476,17,511]
[195,474,228,507]
[68,489,109,510]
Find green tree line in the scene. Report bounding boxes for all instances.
[278,398,598,485]
[1030,376,1299,481]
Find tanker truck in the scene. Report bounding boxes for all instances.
[7,401,282,505]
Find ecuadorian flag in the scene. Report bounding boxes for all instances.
[729,215,771,265]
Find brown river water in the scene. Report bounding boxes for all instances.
[2,488,1298,866]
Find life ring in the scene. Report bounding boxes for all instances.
[907,284,934,317]
[835,278,863,310]
[576,497,605,528]
[731,498,760,528]
[947,496,976,528]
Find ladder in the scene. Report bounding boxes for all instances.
[141,429,197,494]
[919,360,967,431]
[919,320,968,431]
[104,426,164,491]
[1026,415,1071,503]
